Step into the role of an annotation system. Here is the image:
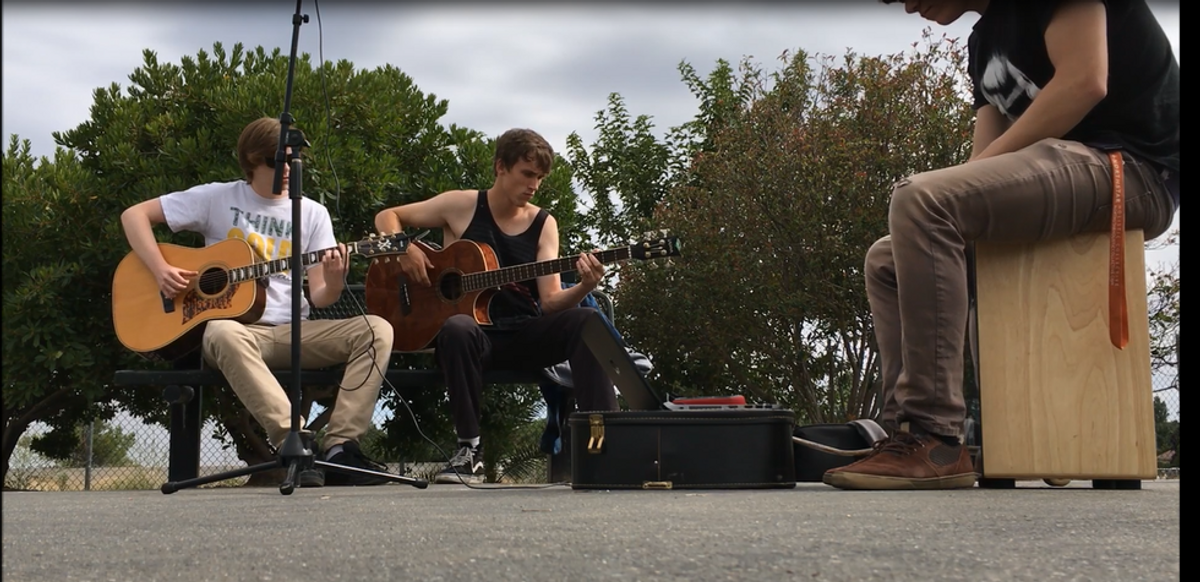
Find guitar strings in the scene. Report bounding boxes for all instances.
[183,246,353,291]
[183,231,411,292]
[462,248,631,292]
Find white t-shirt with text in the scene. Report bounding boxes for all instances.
[159,180,337,326]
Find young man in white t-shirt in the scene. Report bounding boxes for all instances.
[120,117,396,487]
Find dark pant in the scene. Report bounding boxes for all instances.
[435,307,619,440]
[865,139,1176,438]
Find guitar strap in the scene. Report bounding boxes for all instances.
[1107,150,1128,350]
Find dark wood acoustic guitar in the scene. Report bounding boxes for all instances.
[364,232,682,352]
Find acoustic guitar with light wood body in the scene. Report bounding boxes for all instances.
[112,233,413,362]
[364,231,682,352]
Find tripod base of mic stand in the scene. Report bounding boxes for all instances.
[160,431,428,495]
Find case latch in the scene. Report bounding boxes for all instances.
[642,481,673,490]
[587,414,605,454]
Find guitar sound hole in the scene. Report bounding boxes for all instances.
[197,268,230,296]
[439,272,463,301]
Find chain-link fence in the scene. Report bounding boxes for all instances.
[7,369,1180,491]
[1152,362,1180,480]
[4,400,473,491]
[5,300,1181,492]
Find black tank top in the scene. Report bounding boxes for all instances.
[459,189,549,324]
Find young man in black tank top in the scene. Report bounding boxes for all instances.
[824,0,1179,490]
[374,128,619,484]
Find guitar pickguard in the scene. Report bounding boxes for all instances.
[181,286,237,324]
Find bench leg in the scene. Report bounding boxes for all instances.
[167,385,202,483]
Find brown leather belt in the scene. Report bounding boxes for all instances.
[1107,151,1127,350]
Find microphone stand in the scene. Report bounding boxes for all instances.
[161,0,426,494]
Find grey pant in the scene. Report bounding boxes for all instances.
[865,138,1176,437]
[202,315,394,450]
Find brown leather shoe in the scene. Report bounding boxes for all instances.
[823,425,977,490]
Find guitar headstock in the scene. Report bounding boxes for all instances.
[629,230,682,262]
[353,232,413,259]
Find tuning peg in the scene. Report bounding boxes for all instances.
[643,231,655,241]
[647,261,659,270]
[371,258,379,265]
[660,229,669,238]
[383,256,392,263]
[664,259,675,268]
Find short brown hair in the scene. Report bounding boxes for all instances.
[493,128,554,176]
[237,117,281,182]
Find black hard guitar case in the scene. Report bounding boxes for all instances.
[568,408,797,490]
[567,312,796,490]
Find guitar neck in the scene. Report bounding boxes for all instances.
[462,246,631,292]
[227,245,355,283]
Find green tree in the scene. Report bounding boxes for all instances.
[3,41,582,483]
[2,138,126,480]
[608,32,975,423]
[566,54,756,253]
[566,93,674,251]
[5,434,49,490]
[1146,229,1179,388]
[61,421,137,468]
[1144,231,1178,470]
[1152,396,1179,466]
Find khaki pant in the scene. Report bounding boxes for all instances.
[865,138,1176,437]
[202,315,394,451]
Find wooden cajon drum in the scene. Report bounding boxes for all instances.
[973,230,1156,486]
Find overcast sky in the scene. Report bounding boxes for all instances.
[2,0,1180,266]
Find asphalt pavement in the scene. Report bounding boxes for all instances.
[1,480,1180,582]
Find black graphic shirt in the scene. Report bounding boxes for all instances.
[968,0,1179,204]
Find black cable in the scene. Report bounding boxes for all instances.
[314,0,343,220]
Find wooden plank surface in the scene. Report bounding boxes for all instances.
[975,230,1156,480]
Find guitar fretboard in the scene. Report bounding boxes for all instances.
[462,247,631,292]
[228,246,351,283]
